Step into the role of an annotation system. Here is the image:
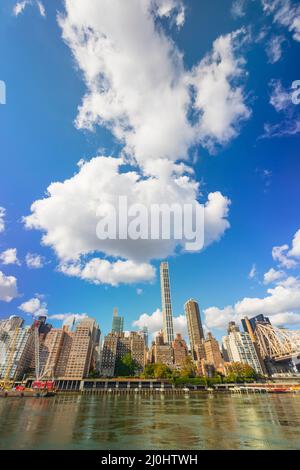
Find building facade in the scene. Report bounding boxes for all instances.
[63,318,101,379]
[0,326,33,381]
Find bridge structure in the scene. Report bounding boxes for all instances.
[255,323,300,362]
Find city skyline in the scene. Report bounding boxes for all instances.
[0,0,300,346]
[2,255,299,382]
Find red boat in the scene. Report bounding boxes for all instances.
[32,380,55,391]
[269,387,290,393]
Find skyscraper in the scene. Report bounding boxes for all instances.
[241,314,271,336]
[111,308,124,334]
[222,322,264,375]
[185,299,204,360]
[241,316,268,375]
[160,262,174,344]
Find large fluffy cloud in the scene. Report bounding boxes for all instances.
[59,0,250,165]
[24,156,230,285]
[204,276,300,330]
[189,29,251,152]
[0,271,19,302]
[59,258,155,286]
[289,229,300,258]
[23,1,248,286]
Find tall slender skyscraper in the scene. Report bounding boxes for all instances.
[185,299,205,360]
[160,262,174,345]
[111,308,124,334]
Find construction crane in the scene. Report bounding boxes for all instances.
[0,327,19,390]
[31,320,55,392]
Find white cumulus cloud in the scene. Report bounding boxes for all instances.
[48,313,88,326]
[133,307,188,340]
[59,258,156,287]
[289,228,300,258]
[18,297,48,317]
[272,244,297,269]
[25,253,45,269]
[263,267,285,284]
[204,276,300,331]
[24,156,231,286]
[58,0,250,165]
[0,271,19,302]
[0,248,20,266]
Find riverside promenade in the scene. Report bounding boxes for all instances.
[24,377,300,394]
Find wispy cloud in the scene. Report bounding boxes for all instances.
[0,207,6,233]
[266,35,285,63]
[262,79,300,138]
[13,0,46,18]
[262,0,300,43]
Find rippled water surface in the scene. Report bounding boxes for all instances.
[0,393,300,450]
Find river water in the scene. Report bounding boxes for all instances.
[0,393,300,450]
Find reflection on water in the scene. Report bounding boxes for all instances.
[0,393,300,450]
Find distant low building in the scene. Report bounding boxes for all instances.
[204,332,225,374]
[172,333,188,367]
[151,332,173,367]
[100,331,146,377]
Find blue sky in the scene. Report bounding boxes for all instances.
[0,0,300,342]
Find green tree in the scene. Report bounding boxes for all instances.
[154,363,172,379]
[141,364,156,378]
[225,362,257,383]
[115,353,137,377]
[180,356,196,378]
